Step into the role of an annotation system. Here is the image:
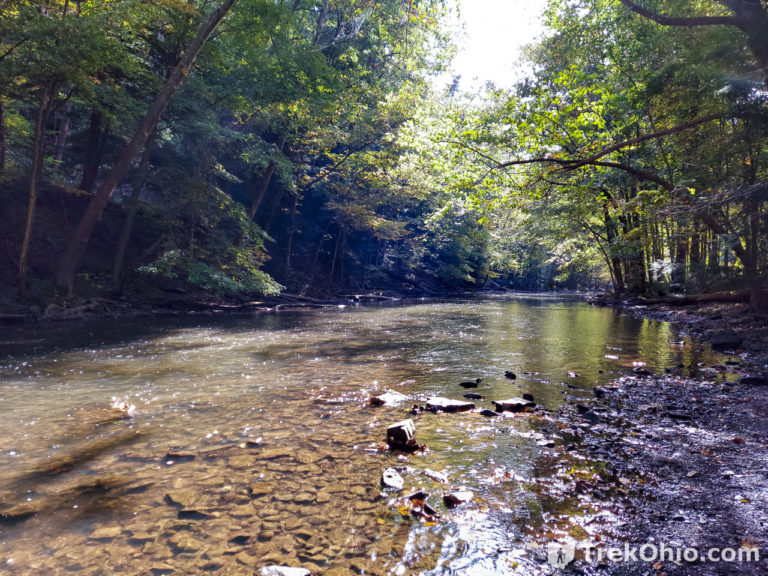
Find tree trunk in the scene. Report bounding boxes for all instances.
[603,204,625,292]
[284,195,300,271]
[329,228,341,283]
[55,0,239,293]
[54,99,72,162]
[111,138,154,287]
[79,109,105,193]
[18,86,55,297]
[729,0,768,90]
[248,162,276,221]
[263,187,285,235]
[672,233,688,286]
[0,100,6,175]
[247,134,285,221]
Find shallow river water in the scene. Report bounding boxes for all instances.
[0,295,720,575]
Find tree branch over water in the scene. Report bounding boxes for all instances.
[617,0,737,28]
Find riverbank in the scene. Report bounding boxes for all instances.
[590,294,768,364]
[560,296,768,574]
[554,370,768,575]
[0,289,597,324]
[0,291,410,324]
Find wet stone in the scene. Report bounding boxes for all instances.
[370,390,409,406]
[235,551,257,567]
[740,375,768,386]
[169,532,204,553]
[381,468,404,491]
[165,489,198,508]
[386,419,416,450]
[249,483,274,497]
[426,397,475,413]
[89,526,123,540]
[443,490,474,508]
[229,455,257,469]
[422,468,449,484]
[127,531,155,544]
[493,398,536,412]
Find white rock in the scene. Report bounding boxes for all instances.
[258,567,311,576]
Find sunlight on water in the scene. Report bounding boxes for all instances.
[0,295,718,574]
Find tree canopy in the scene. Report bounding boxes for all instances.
[0,0,765,306]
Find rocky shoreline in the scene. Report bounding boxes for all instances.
[561,297,768,574]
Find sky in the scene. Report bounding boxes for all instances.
[450,0,549,89]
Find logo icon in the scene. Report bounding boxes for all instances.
[548,540,576,568]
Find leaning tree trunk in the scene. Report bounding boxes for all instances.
[247,135,285,222]
[111,137,154,287]
[55,0,239,293]
[18,85,55,297]
[79,109,105,193]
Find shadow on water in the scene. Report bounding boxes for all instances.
[0,295,724,574]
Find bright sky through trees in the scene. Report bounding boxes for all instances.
[452,0,547,88]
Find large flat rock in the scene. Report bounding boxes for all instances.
[370,390,409,406]
[426,397,475,413]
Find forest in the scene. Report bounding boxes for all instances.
[0,0,766,309]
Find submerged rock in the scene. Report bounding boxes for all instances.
[479,409,500,418]
[504,370,517,380]
[165,489,198,508]
[426,397,475,413]
[492,398,536,413]
[259,566,312,576]
[459,378,482,388]
[463,392,484,400]
[89,526,122,540]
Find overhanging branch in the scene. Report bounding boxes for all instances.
[617,0,738,28]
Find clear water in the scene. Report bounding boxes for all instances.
[0,295,718,575]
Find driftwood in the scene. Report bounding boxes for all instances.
[340,293,401,302]
[638,290,752,305]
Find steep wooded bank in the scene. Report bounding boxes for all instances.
[1,0,766,311]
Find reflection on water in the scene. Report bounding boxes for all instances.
[0,295,718,574]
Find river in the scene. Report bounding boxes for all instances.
[0,295,720,575]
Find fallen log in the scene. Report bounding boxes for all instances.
[638,290,752,305]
